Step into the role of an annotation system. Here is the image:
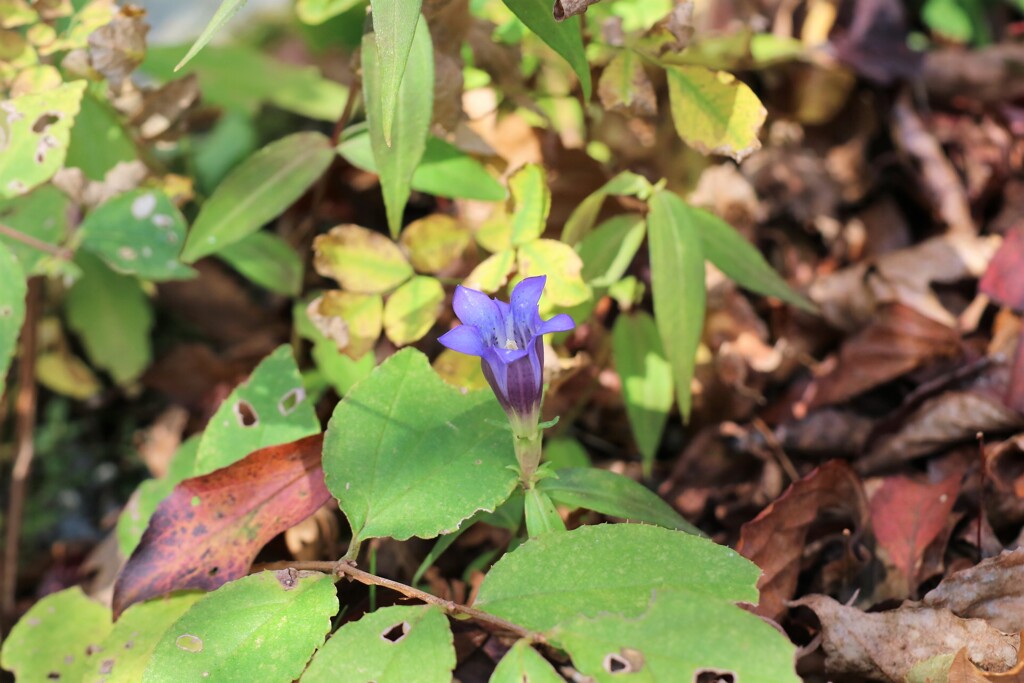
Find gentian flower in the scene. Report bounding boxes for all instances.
[439,276,574,437]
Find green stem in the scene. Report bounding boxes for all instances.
[513,430,543,487]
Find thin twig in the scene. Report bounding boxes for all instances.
[0,223,72,261]
[2,278,41,633]
[263,559,545,644]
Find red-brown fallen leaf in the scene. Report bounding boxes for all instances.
[112,433,329,618]
[870,474,960,591]
[808,303,962,409]
[923,548,1024,634]
[980,228,1024,413]
[949,645,1024,682]
[737,460,869,620]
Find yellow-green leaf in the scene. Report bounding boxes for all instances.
[313,224,414,293]
[464,249,515,293]
[400,214,470,274]
[383,275,445,346]
[517,239,590,307]
[509,164,551,246]
[310,290,384,359]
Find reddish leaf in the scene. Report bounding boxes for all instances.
[980,228,1024,310]
[737,460,869,620]
[869,474,960,589]
[112,433,329,618]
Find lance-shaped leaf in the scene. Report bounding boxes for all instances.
[173,0,247,71]
[216,230,303,296]
[500,0,591,99]
[363,12,433,237]
[561,171,652,245]
[322,348,518,544]
[112,433,330,617]
[646,190,705,421]
[0,241,26,383]
[369,0,424,145]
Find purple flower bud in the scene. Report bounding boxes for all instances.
[439,276,575,433]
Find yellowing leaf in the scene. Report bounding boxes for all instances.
[313,224,414,294]
[509,164,551,246]
[400,215,470,274]
[383,275,445,346]
[312,290,384,359]
[517,239,590,307]
[464,249,515,294]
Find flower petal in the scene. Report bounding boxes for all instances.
[452,285,502,336]
[510,276,547,319]
[438,325,486,357]
[537,313,575,335]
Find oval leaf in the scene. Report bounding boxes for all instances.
[400,214,472,274]
[382,275,444,346]
[313,224,414,294]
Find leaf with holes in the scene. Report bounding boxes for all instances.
[78,188,195,281]
[323,348,518,544]
[0,241,26,384]
[500,0,591,98]
[112,434,330,617]
[383,275,445,346]
[194,344,319,474]
[363,11,433,237]
[552,592,799,682]
[83,592,202,683]
[313,224,414,294]
[475,524,758,632]
[216,231,303,296]
[303,605,455,683]
[180,132,334,262]
[0,79,86,199]
[489,640,564,683]
[143,570,337,682]
[0,587,112,681]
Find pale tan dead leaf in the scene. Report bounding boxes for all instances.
[948,646,1024,682]
[688,163,763,235]
[130,74,200,140]
[923,549,1024,634]
[87,9,148,89]
[52,159,148,209]
[134,405,188,478]
[793,594,1020,681]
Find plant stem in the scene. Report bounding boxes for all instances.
[0,223,72,261]
[514,430,544,487]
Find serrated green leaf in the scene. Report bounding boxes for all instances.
[489,640,563,683]
[0,241,26,383]
[323,348,518,543]
[647,190,705,421]
[382,275,444,346]
[475,524,758,632]
[337,127,506,201]
[612,311,672,471]
[181,132,334,262]
[693,206,816,312]
[82,592,203,683]
[173,0,247,71]
[539,468,699,534]
[363,12,433,237]
[509,164,550,246]
[297,0,365,25]
[303,605,455,683]
[1,587,112,682]
[524,487,566,537]
[665,64,766,162]
[143,571,338,683]
[313,224,413,294]
[552,592,799,683]
[369,0,424,145]
[0,80,86,199]
[216,231,303,296]
[500,0,591,99]
[78,189,195,281]
[577,213,645,287]
[517,239,590,307]
[0,185,68,273]
[561,171,653,245]
[194,345,320,474]
[66,251,153,385]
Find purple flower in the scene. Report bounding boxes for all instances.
[439,276,575,433]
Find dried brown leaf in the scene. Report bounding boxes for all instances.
[948,646,1024,683]
[923,549,1024,634]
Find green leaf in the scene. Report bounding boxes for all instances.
[543,437,591,469]
[313,224,414,294]
[65,91,138,180]
[65,251,153,385]
[143,570,338,683]
[193,110,257,192]
[500,0,591,99]
[297,0,365,25]
[577,213,645,287]
[382,275,445,346]
[323,348,518,543]
[0,80,86,199]
[0,185,68,273]
[0,241,26,384]
[0,587,112,682]
[489,640,563,683]
[538,468,699,534]
[646,190,705,421]
[561,171,653,245]
[475,524,758,632]
[194,345,320,474]
[611,311,672,471]
[665,64,766,162]
[363,12,433,237]
[144,45,349,122]
[78,189,195,281]
[312,344,376,395]
[552,592,799,682]
[82,592,203,683]
[308,290,384,358]
[693,206,815,312]
[337,127,506,201]
[508,164,551,246]
[216,231,303,296]
[369,0,424,145]
[517,239,590,307]
[173,0,247,71]
[524,487,566,537]
[181,131,334,262]
[302,605,455,683]
[400,214,472,274]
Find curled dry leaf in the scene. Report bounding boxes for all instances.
[737,460,869,620]
[87,9,149,88]
[948,646,1024,682]
[112,433,330,618]
[923,548,1024,634]
[793,594,1020,681]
